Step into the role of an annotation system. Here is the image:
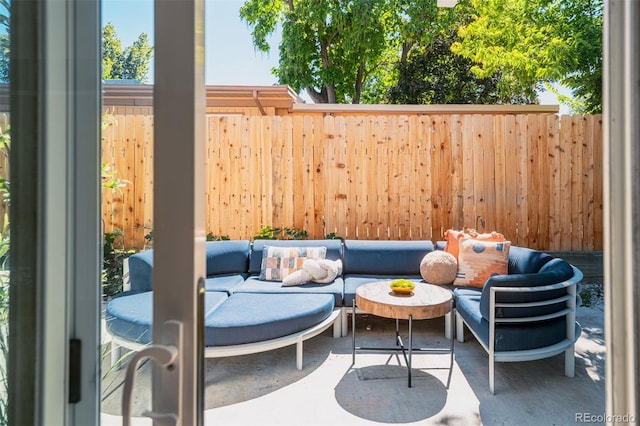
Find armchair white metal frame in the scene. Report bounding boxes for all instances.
[456,266,583,394]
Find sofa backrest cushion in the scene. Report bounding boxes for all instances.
[343,239,434,275]
[128,249,154,292]
[248,239,343,274]
[507,246,553,274]
[206,240,251,276]
[128,240,251,292]
[479,257,576,320]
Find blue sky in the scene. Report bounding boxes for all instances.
[102,0,280,86]
[102,0,567,112]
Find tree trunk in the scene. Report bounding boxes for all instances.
[353,62,365,104]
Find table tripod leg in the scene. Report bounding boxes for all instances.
[352,302,356,365]
[408,314,413,387]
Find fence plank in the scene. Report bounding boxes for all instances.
[570,116,585,250]
[592,116,604,250]
[582,115,596,251]
[547,115,561,250]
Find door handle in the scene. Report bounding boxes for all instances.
[121,321,183,426]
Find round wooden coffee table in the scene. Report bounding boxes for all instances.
[352,281,454,387]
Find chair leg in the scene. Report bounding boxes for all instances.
[444,310,453,340]
[111,340,122,370]
[296,341,303,371]
[456,312,465,343]
[489,354,495,394]
[564,345,576,377]
[341,307,348,337]
[333,313,342,338]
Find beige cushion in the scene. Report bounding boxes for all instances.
[420,251,457,285]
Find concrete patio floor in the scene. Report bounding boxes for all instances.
[101,302,605,426]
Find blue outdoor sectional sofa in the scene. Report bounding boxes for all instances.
[105,238,583,393]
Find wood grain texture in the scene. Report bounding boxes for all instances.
[356,281,453,320]
[92,111,603,250]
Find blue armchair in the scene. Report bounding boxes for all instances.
[453,247,583,394]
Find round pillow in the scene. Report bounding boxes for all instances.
[420,251,457,285]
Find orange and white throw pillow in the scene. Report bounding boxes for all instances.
[454,238,511,288]
[444,228,506,261]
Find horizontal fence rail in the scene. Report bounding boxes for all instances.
[98,109,602,251]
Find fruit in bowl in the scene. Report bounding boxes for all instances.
[390,279,415,294]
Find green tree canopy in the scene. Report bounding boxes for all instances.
[0,0,10,83]
[451,0,602,113]
[102,23,153,82]
[240,0,453,104]
[388,29,536,105]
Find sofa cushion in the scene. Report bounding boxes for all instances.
[234,275,344,306]
[248,239,343,274]
[342,240,434,275]
[128,240,251,292]
[478,258,575,321]
[206,240,251,276]
[455,290,569,351]
[105,290,228,344]
[444,229,506,260]
[343,275,423,307]
[127,250,154,292]
[259,245,327,281]
[204,293,335,346]
[204,274,247,293]
[507,246,554,274]
[454,239,511,288]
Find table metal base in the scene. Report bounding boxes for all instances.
[351,302,454,388]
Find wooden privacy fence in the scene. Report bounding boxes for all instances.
[102,110,603,251]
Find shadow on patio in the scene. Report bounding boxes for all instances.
[101,301,605,426]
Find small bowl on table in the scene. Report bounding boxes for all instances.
[389,279,415,295]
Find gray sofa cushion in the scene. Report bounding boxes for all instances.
[342,240,434,275]
[248,239,343,274]
[204,293,335,346]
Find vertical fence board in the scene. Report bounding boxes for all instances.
[312,115,325,236]
[559,115,573,250]
[448,115,463,233]
[375,116,389,239]
[547,115,561,250]
[502,115,518,243]
[493,115,507,237]
[261,116,274,234]
[592,116,604,249]
[365,116,379,238]
[570,116,585,250]
[206,117,218,237]
[582,115,595,251]
[526,115,541,247]
[515,115,529,246]
[460,115,475,231]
